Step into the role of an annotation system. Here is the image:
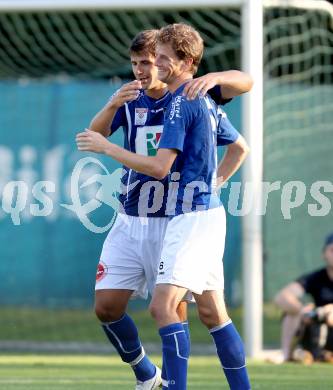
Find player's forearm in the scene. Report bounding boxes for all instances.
[104,143,165,179]
[274,292,303,314]
[216,153,245,187]
[216,141,249,188]
[215,70,253,99]
[90,102,118,137]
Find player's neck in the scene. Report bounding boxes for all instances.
[145,85,168,99]
[168,74,193,93]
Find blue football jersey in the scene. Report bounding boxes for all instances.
[110,86,236,217]
[158,83,240,216]
[111,90,169,217]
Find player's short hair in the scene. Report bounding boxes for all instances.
[157,23,204,75]
[130,29,159,56]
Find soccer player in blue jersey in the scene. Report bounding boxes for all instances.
[79,28,252,390]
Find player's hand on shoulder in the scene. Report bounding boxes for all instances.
[109,80,142,108]
[183,73,218,100]
[76,128,111,154]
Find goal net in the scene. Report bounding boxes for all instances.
[263,2,333,299]
[0,7,241,79]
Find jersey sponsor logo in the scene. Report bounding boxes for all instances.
[146,132,162,156]
[150,107,164,114]
[169,95,182,123]
[135,125,163,156]
[96,261,107,282]
[135,108,148,126]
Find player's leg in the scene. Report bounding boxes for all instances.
[194,290,250,390]
[189,206,250,388]
[323,316,333,362]
[150,284,190,390]
[151,209,227,390]
[177,301,190,348]
[95,289,159,387]
[325,305,333,363]
[141,218,191,389]
[95,216,161,389]
[280,313,302,360]
[326,305,333,327]
[158,300,190,389]
[95,288,132,322]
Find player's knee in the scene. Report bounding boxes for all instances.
[149,299,175,322]
[197,306,223,328]
[149,300,163,321]
[177,301,188,322]
[94,301,125,323]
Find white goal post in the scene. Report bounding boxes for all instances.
[1,0,332,359]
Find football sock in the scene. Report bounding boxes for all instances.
[210,320,251,389]
[182,321,191,354]
[161,321,191,389]
[159,322,189,390]
[162,357,168,389]
[102,314,156,382]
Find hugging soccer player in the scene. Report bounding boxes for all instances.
[78,26,252,390]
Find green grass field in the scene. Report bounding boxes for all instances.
[3,305,327,389]
[0,355,333,389]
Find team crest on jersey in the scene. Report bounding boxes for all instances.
[135,108,148,126]
[96,262,107,282]
[135,125,163,156]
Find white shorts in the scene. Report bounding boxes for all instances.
[95,214,168,299]
[157,206,226,295]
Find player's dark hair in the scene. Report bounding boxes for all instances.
[157,23,204,75]
[130,29,159,56]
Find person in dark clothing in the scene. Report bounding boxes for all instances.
[274,233,333,363]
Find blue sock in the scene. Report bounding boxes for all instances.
[162,358,168,390]
[210,320,251,390]
[162,321,191,389]
[182,321,191,354]
[102,314,156,382]
[159,323,189,390]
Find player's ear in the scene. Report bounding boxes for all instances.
[182,58,193,72]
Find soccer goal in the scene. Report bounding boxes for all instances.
[0,0,332,358]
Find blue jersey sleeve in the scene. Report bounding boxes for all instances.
[110,105,126,135]
[159,95,193,152]
[216,107,240,146]
[207,85,232,106]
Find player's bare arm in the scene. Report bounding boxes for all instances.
[274,282,307,314]
[216,134,249,188]
[183,70,253,100]
[76,129,177,180]
[89,80,142,137]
